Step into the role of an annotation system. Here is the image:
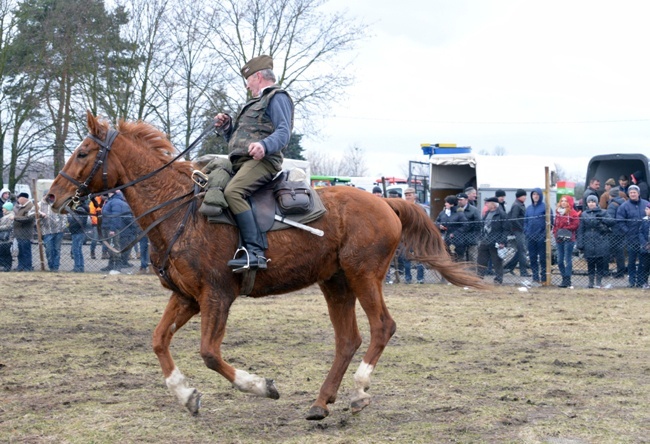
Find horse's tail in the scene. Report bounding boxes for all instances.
[384,199,488,289]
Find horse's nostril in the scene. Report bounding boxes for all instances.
[46,194,55,204]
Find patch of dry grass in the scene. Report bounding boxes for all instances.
[1,274,649,443]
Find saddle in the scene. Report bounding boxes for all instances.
[195,156,326,295]
[196,157,326,232]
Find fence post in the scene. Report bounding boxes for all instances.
[544,166,552,286]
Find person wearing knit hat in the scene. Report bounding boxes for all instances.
[213,55,294,272]
[504,188,530,277]
[0,200,15,271]
[0,187,10,206]
[372,186,383,196]
[578,190,615,288]
[616,182,650,287]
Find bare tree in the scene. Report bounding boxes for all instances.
[306,149,342,176]
[204,0,367,133]
[478,146,507,156]
[339,143,367,176]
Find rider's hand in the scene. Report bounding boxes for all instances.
[248,142,265,160]
[214,113,231,129]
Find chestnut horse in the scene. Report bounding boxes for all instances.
[47,111,485,420]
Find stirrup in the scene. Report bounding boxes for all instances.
[228,247,268,274]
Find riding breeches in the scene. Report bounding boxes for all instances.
[224,158,280,215]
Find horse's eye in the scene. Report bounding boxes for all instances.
[77,151,88,159]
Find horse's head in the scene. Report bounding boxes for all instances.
[48,110,120,213]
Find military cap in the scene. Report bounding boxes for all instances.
[240,55,273,79]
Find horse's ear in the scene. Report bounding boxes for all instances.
[86,110,106,139]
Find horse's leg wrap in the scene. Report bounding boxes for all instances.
[166,367,202,415]
[233,369,280,399]
[350,361,374,413]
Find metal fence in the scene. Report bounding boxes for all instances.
[386,215,646,289]
[2,215,647,289]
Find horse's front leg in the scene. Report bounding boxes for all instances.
[152,293,201,414]
[199,294,280,400]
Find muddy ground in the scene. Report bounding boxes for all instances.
[1,273,649,443]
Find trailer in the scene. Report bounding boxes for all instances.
[427,153,558,218]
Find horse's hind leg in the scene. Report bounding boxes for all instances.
[152,293,201,415]
[349,277,396,414]
[307,271,362,420]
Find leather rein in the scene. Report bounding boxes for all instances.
[59,125,214,291]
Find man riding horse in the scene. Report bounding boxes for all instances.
[214,55,294,273]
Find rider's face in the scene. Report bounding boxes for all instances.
[246,72,262,97]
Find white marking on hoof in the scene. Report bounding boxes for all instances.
[353,361,374,402]
[166,368,196,407]
[233,369,270,397]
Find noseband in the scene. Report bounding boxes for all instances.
[58,128,119,208]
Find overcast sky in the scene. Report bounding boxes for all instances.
[301,0,650,181]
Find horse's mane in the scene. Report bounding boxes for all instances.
[116,119,193,175]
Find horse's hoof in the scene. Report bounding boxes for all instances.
[266,378,280,400]
[306,405,329,421]
[185,389,202,416]
[350,397,371,414]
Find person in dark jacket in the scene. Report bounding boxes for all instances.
[630,170,649,201]
[606,186,627,278]
[101,191,136,271]
[578,195,615,288]
[477,197,508,284]
[456,192,481,264]
[638,202,650,288]
[435,195,467,260]
[13,192,34,271]
[67,199,89,273]
[616,184,650,287]
[504,189,529,277]
[524,188,554,283]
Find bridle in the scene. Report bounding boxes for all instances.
[58,124,214,292]
[59,128,120,208]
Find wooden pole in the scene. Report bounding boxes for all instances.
[544,166,552,286]
[32,178,46,271]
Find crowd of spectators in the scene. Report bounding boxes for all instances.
[378,172,650,288]
[0,189,149,275]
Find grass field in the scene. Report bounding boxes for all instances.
[1,273,649,443]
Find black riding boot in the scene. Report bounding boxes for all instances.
[227,210,268,273]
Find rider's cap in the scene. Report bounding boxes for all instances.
[241,55,273,79]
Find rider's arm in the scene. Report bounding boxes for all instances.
[260,93,292,156]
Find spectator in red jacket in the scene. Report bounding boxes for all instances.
[553,195,580,287]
